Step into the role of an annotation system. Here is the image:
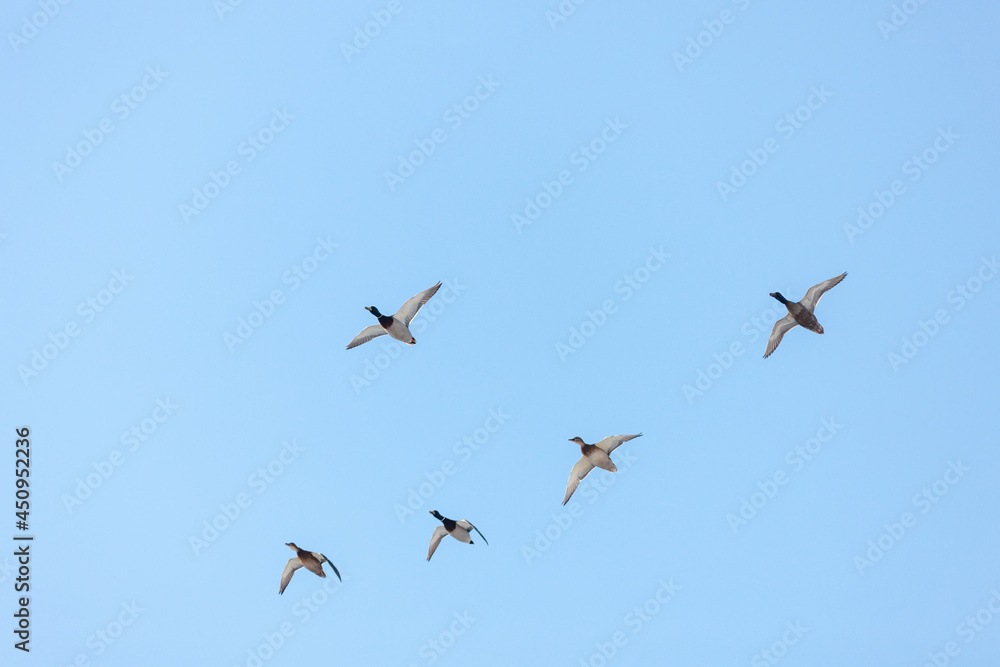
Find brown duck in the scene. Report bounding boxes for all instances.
[764,272,847,358]
[563,434,642,505]
[279,542,341,594]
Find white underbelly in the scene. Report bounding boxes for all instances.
[385,320,414,344]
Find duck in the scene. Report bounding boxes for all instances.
[346,282,442,350]
[278,542,341,594]
[563,434,642,505]
[427,510,488,561]
[764,272,847,359]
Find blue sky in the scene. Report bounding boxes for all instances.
[4,1,1000,665]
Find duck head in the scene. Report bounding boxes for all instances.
[285,542,299,551]
[769,292,789,305]
[429,510,445,522]
[569,436,586,447]
[365,306,384,318]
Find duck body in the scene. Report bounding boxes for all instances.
[563,434,641,505]
[579,442,617,473]
[368,306,417,345]
[764,272,846,358]
[279,542,341,594]
[772,294,823,334]
[427,510,488,561]
[346,282,442,350]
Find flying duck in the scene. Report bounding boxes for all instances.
[346,282,442,350]
[563,434,642,505]
[427,510,488,561]
[764,272,847,358]
[279,542,341,594]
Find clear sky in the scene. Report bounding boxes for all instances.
[3,2,1000,665]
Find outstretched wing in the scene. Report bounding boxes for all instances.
[594,434,641,455]
[457,520,488,546]
[318,553,342,582]
[394,282,442,326]
[427,526,448,561]
[563,456,596,505]
[764,314,798,359]
[346,324,387,350]
[800,272,847,312]
[279,558,303,595]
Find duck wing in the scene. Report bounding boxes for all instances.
[563,456,596,505]
[594,434,642,455]
[427,526,449,561]
[457,520,488,546]
[346,324,387,350]
[279,558,303,595]
[394,282,442,326]
[317,553,342,582]
[764,314,798,358]
[799,272,846,312]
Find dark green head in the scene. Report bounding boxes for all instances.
[429,510,444,522]
[769,292,788,305]
[365,306,384,318]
